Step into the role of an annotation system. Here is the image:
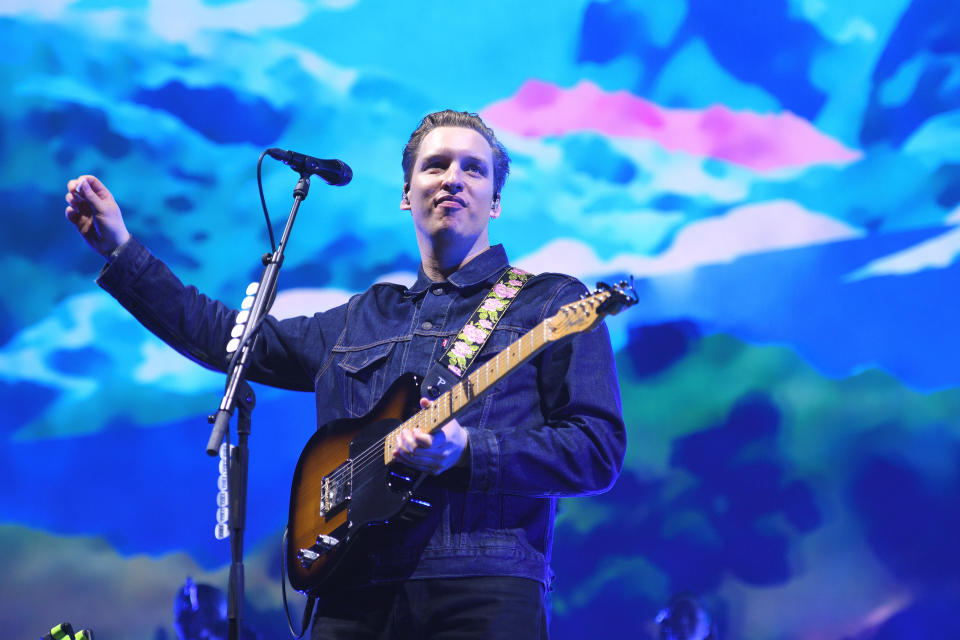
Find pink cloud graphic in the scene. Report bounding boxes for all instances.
[481,80,861,172]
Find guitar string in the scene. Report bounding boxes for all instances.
[327,297,607,487]
[320,304,600,493]
[324,316,553,488]
[324,347,509,489]
[321,307,596,492]
[321,325,533,492]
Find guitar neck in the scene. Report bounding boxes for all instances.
[383,318,551,463]
[378,285,630,465]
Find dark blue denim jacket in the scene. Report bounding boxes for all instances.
[98,238,626,588]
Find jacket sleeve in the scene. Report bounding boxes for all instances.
[96,237,345,392]
[463,278,627,498]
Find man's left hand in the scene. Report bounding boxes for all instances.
[395,398,469,475]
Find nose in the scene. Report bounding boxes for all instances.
[441,165,464,193]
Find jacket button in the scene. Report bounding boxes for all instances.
[421,321,433,330]
[431,287,443,296]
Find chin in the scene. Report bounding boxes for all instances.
[430,226,461,240]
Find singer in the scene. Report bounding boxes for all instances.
[63,110,626,639]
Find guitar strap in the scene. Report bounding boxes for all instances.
[421,266,532,399]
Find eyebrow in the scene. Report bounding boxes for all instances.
[420,152,489,168]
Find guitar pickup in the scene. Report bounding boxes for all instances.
[319,463,352,517]
[297,533,341,569]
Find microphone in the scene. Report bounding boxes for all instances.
[266,148,352,186]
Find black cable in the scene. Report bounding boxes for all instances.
[257,150,277,253]
[222,150,281,390]
[281,527,314,639]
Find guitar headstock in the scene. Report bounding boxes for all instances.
[546,278,638,341]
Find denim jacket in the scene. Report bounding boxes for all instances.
[98,238,626,588]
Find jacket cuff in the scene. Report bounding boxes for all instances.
[96,237,150,293]
[465,426,500,493]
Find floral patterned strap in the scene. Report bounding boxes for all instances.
[439,267,533,378]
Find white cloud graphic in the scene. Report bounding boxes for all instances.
[516,200,863,280]
[845,225,960,281]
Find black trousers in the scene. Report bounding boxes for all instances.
[310,576,548,640]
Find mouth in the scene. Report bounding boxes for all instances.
[435,195,466,207]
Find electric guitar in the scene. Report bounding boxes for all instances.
[286,280,637,595]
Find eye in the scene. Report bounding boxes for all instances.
[423,159,446,172]
[465,162,486,175]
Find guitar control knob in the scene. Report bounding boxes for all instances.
[315,533,340,550]
[297,548,320,568]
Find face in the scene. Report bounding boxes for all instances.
[401,126,501,248]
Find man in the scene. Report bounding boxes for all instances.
[64,110,626,639]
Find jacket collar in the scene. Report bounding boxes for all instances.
[405,244,510,297]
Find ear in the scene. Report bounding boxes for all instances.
[400,185,411,210]
[489,194,501,219]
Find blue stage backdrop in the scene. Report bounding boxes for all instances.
[2,1,960,638]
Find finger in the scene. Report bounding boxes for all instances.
[75,178,100,205]
[395,446,436,466]
[399,428,417,454]
[401,427,433,451]
[82,175,114,204]
[65,192,89,220]
[412,430,433,447]
[416,453,444,466]
[402,455,441,475]
[80,174,105,190]
[65,191,87,208]
[398,430,436,456]
[419,398,432,409]
[72,175,110,208]
[67,177,87,193]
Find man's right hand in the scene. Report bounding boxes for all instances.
[65,175,131,258]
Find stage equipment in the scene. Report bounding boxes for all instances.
[204,148,351,640]
[42,622,94,640]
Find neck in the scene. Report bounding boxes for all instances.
[417,231,490,281]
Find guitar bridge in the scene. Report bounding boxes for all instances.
[297,533,340,568]
[319,461,352,518]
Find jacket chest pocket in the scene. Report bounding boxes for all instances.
[336,341,396,417]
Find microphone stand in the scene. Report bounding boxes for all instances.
[205,173,312,640]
